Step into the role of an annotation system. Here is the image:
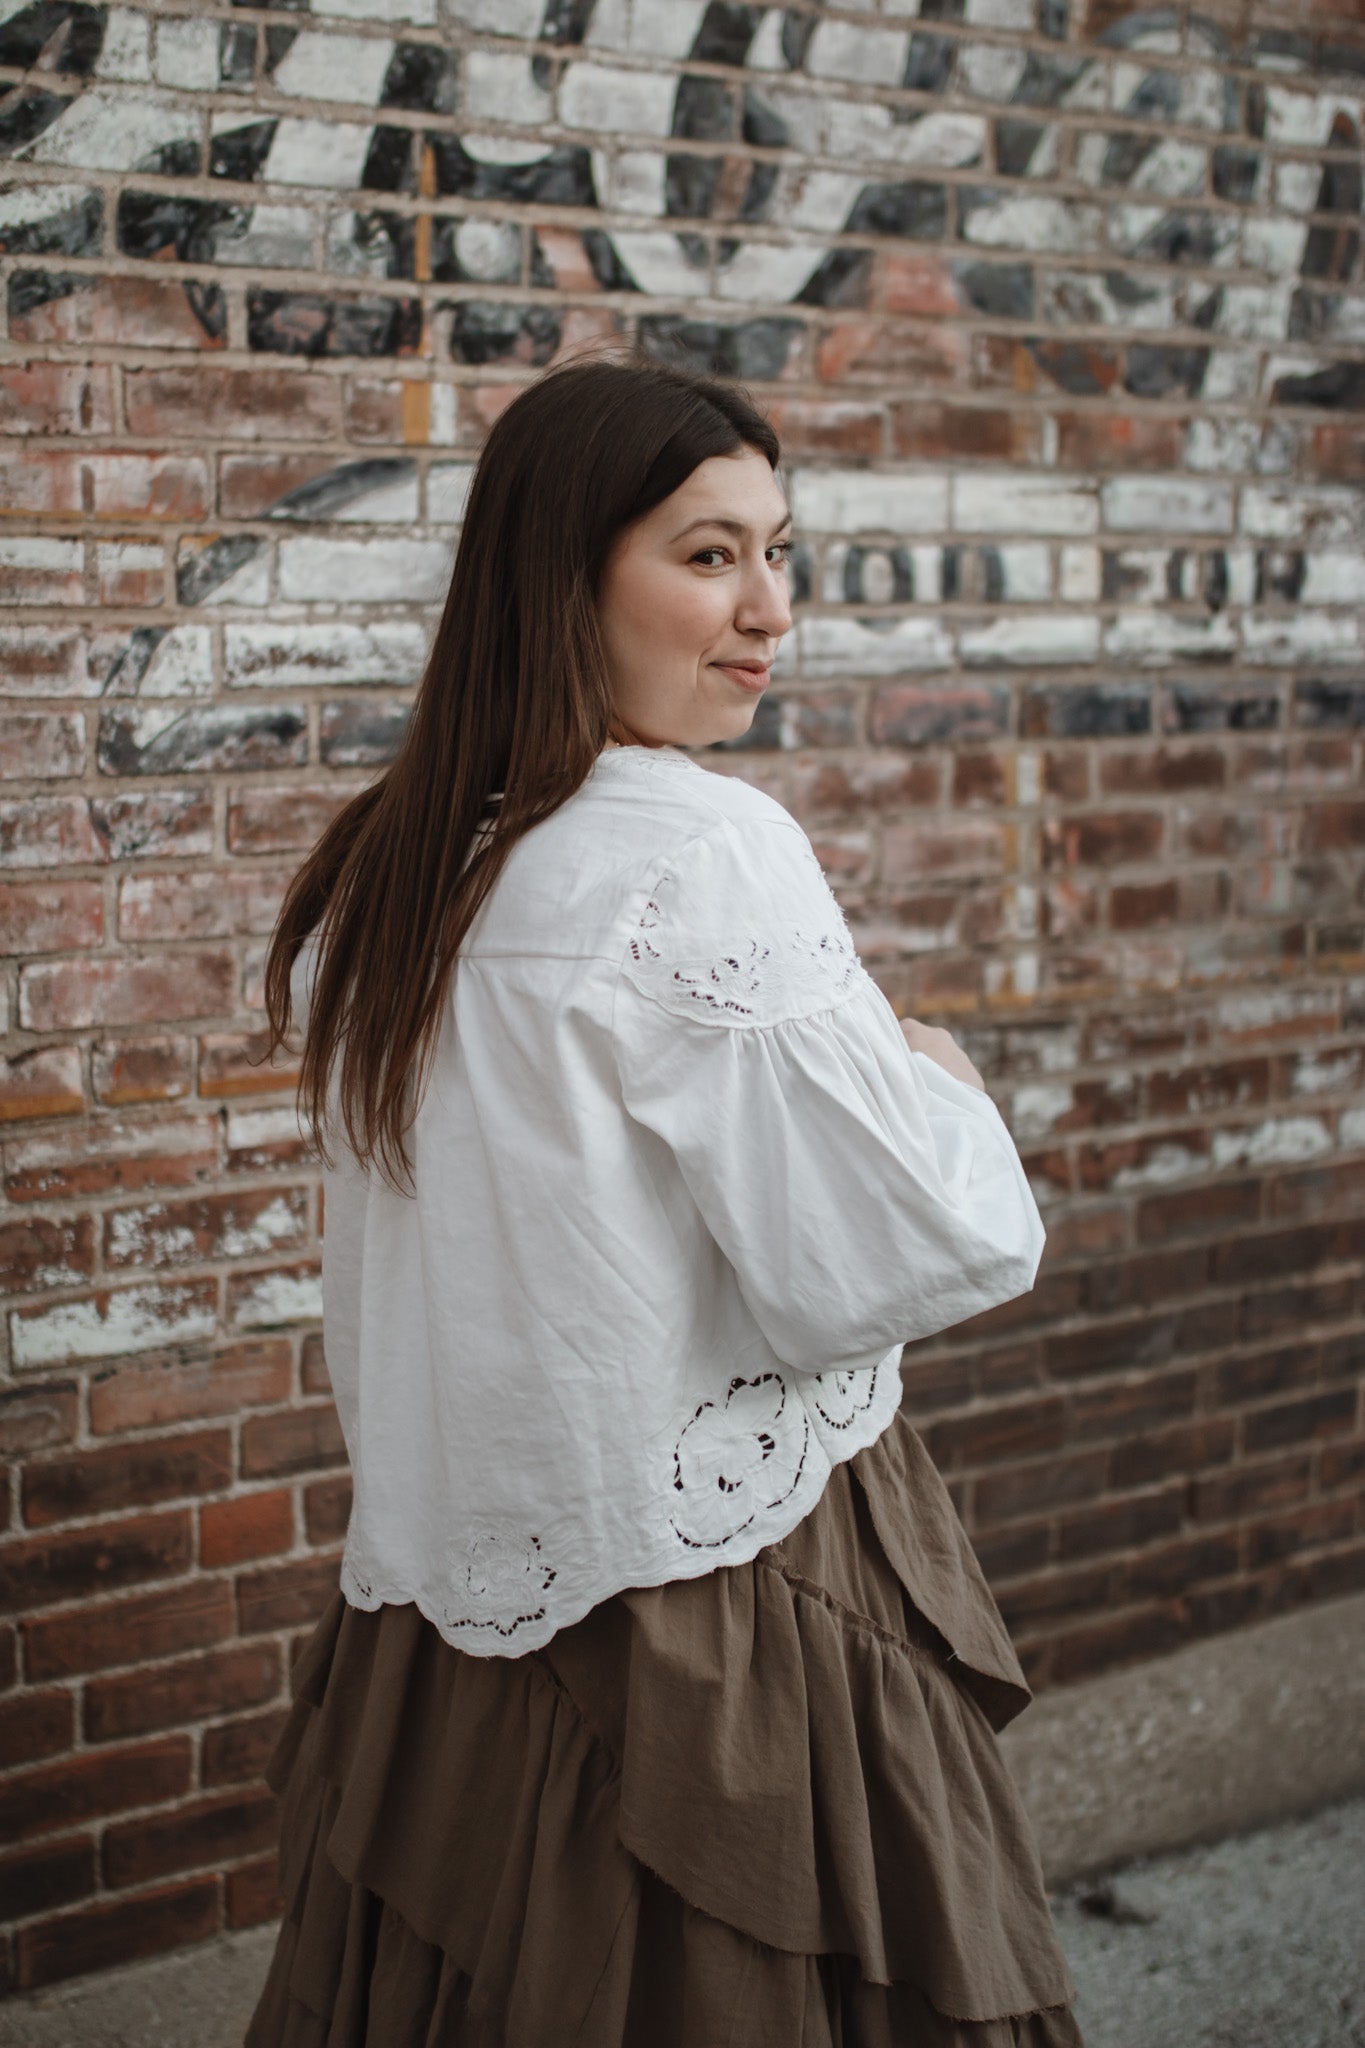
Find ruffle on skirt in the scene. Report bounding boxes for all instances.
[245,1408,1086,2048]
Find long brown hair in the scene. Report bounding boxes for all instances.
[261,351,782,1195]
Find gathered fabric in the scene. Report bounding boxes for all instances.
[245,1408,1084,2048]
[289,744,1047,1658]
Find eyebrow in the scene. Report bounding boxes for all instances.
[670,512,794,543]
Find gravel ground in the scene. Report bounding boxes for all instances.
[2,1793,1362,2047]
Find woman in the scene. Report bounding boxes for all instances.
[248,354,1086,2047]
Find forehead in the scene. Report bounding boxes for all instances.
[654,448,788,529]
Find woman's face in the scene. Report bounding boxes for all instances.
[596,447,793,750]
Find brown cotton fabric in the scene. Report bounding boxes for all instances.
[245,1408,1086,2048]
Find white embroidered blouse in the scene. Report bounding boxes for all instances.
[291,743,1046,1656]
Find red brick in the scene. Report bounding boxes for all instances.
[1099,745,1226,794]
[4,1113,219,1202]
[85,1640,281,1744]
[117,869,288,944]
[198,1029,301,1101]
[817,318,967,386]
[87,454,210,523]
[201,1706,289,1787]
[103,1788,277,1888]
[1191,1453,1313,1523]
[22,1578,234,1682]
[0,450,84,516]
[240,1404,345,1482]
[304,1473,351,1545]
[0,363,114,436]
[12,275,222,351]
[90,1339,293,1435]
[227,786,354,855]
[125,366,339,442]
[0,1511,193,1618]
[236,1551,340,1635]
[1243,1387,1357,1455]
[0,878,103,951]
[226,1853,284,1929]
[876,248,963,317]
[1055,1484,1186,1562]
[0,1734,191,1844]
[200,1489,295,1569]
[0,1836,96,1924]
[96,541,166,608]
[0,793,98,871]
[217,451,345,518]
[762,398,883,457]
[1136,1177,1263,1243]
[23,1430,233,1529]
[1056,411,1184,470]
[14,1876,219,1992]
[0,1687,75,1769]
[922,1396,1067,1470]
[893,402,1035,461]
[1045,1598,1194,1685]
[0,1045,86,1123]
[102,1184,309,1270]
[0,712,86,781]
[974,1447,1110,1526]
[0,1381,79,1456]
[92,1035,194,1108]
[18,949,236,1031]
[0,1212,95,1294]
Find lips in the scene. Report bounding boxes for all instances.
[713,660,772,691]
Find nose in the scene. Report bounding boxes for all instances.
[735,550,793,641]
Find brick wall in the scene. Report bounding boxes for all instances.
[3,0,1364,1995]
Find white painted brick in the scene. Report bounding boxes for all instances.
[604,228,707,295]
[226,1104,312,1151]
[1127,139,1207,200]
[1200,351,1258,403]
[225,621,427,687]
[558,62,677,137]
[1184,419,1261,474]
[427,386,459,447]
[272,30,395,105]
[0,536,83,582]
[427,462,475,525]
[331,471,420,523]
[443,0,542,32]
[965,0,1033,27]
[791,469,949,536]
[315,0,435,22]
[278,537,450,603]
[957,43,1029,102]
[1103,611,1237,665]
[259,117,376,188]
[1224,549,1257,606]
[155,16,221,90]
[593,149,667,217]
[200,549,272,607]
[806,19,909,87]
[1110,1142,1207,1191]
[1242,216,1309,278]
[93,6,151,81]
[953,474,1097,537]
[30,89,198,170]
[715,239,829,303]
[117,624,214,697]
[0,183,92,238]
[1299,552,1364,605]
[463,48,552,124]
[995,545,1052,603]
[1242,613,1359,665]
[910,546,942,604]
[1242,486,1362,545]
[962,195,1104,255]
[799,615,953,677]
[782,168,866,235]
[11,1284,217,1369]
[212,204,315,270]
[1213,282,1295,341]
[959,615,1100,666]
[231,1268,324,1328]
[1010,1082,1075,1141]
[585,0,708,60]
[1274,161,1324,212]
[1263,84,1346,149]
[0,627,97,698]
[1101,479,1233,535]
[1210,1117,1332,1169]
[1059,546,1101,603]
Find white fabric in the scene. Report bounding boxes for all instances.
[292,744,1046,1656]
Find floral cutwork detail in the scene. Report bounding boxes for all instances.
[670,1372,809,1550]
[808,1365,882,1432]
[624,861,863,1029]
[439,1530,557,1639]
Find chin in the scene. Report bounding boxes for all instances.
[696,698,763,751]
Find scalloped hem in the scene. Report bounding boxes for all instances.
[245,1411,1086,2048]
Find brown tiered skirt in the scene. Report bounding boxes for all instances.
[245,1408,1086,2047]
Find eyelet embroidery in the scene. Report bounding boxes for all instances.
[438,1530,558,1639]
[670,1371,810,1550]
[624,850,864,1029]
[808,1365,882,1432]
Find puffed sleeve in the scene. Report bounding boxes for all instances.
[610,809,1046,1377]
